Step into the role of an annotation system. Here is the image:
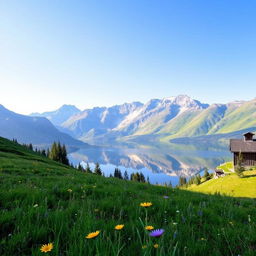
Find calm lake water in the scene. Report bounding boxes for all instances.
[68,141,232,186]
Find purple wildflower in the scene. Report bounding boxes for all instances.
[149,229,165,237]
[163,196,169,199]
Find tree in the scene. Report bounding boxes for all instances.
[195,175,201,185]
[178,176,187,187]
[203,168,211,181]
[114,168,123,179]
[94,163,102,176]
[235,151,244,177]
[61,144,69,165]
[139,172,145,183]
[124,170,129,180]
[85,163,92,173]
[28,143,33,151]
[49,142,69,166]
[77,163,84,171]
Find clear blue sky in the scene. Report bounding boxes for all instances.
[1,0,256,114]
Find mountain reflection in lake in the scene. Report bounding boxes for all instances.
[68,142,232,186]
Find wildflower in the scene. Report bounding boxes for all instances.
[67,189,72,193]
[200,237,206,241]
[198,210,203,217]
[145,225,154,230]
[86,230,100,239]
[149,229,165,237]
[173,231,178,239]
[140,202,152,207]
[163,196,169,199]
[229,221,234,226]
[94,209,99,212]
[176,210,180,213]
[153,244,159,248]
[248,215,251,223]
[40,243,53,253]
[172,222,178,225]
[142,245,147,249]
[33,204,38,208]
[115,224,124,230]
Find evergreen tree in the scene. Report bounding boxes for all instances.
[124,170,129,180]
[41,149,46,157]
[235,151,244,177]
[49,142,69,165]
[46,148,50,158]
[203,168,211,181]
[77,163,84,171]
[114,168,123,179]
[178,176,187,187]
[85,163,92,173]
[28,143,33,151]
[94,163,102,176]
[61,144,69,165]
[195,175,201,185]
[139,172,145,183]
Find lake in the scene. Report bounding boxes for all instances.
[68,141,232,186]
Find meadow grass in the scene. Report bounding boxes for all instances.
[1,137,256,255]
[217,162,234,173]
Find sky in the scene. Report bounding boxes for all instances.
[1,0,256,114]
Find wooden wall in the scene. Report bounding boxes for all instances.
[234,152,256,166]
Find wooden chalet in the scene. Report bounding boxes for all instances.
[214,169,225,179]
[230,132,256,167]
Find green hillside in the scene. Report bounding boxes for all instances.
[186,170,256,198]
[208,99,256,134]
[158,110,201,136]
[162,104,228,140]
[1,137,256,256]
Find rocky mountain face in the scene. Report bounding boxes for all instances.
[0,105,88,149]
[28,95,256,144]
[31,104,81,126]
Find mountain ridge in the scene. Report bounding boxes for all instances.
[0,105,90,149]
[10,95,256,144]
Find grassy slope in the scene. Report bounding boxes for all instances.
[187,171,256,198]
[1,137,256,256]
[162,104,227,141]
[209,99,256,134]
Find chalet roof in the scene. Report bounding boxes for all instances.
[215,169,224,174]
[230,139,256,152]
[243,132,255,136]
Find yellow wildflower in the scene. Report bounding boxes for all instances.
[115,224,124,230]
[140,202,152,207]
[142,245,147,249]
[86,230,100,239]
[40,243,53,253]
[67,189,72,193]
[153,244,159,248]
[145,225,154,230]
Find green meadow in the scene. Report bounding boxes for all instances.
[1,137,256,256]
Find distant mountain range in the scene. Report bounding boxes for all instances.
[0,104,89,149]
[30,95,256,144]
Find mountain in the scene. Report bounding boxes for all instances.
[0,104,88,149]
[115,95,209,136]
[31,104,81,126]
[29,96,256,144]
[61,102,143,140]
